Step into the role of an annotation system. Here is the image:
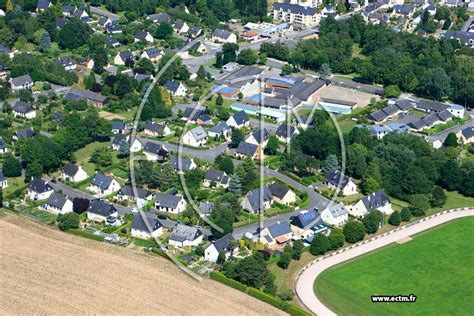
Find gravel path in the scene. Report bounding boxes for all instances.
[296,208,474,316]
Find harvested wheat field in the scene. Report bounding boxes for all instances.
[0,213,285,315]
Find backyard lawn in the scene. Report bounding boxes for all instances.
[314,217,474,316]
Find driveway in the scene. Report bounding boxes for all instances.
[296,208,474,316]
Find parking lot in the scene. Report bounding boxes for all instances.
[315,84,380,108]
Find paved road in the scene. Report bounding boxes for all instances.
[43,176,131,216]
[296,208,474,316]
[425,111,474,143]
[90,6,120,21]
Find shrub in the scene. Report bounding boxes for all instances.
[388,210,401,226]
[277,290,294,301]
[210,271,248,292]
[401,207,412,222]
[310,233,329,256]
[343,221,366,243]
[57,212,80,231]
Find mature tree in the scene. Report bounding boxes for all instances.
[439,160,463,191]
[362,210,383,234]
[360,177,380,195]
[222,43,239,64]
[230,128,245,148]
[400,207,412,222]
[84,71,96,91]
[281,64,292,75]
[259,53,267,65]
[384,85,401,98]
[407,194,430,216]
[238,49,259,65]
[328,228,345,250]
[215,94,224,106]
[388,210,401,226]
[217,156,234,174]
[2,154,22,177]
[25,161,43,181]
[443,132,458,147]
[310,233,329,256]
[227,174,242,195]
[136,58,155,74]
[57,212,80,231]
[292,239,304,260]
[418,67,451,100]
[117,139,130,158]
[57,18,92,49]
[347,143,368,179]
[431,186,447,207]
[215,51,223,68]
[210,203,234,238]
[184,168,205,191]
[91,147,112,168]
[223,252,272,290]
[39,32,51,52]
[264,135,279,155]
[155,22,173,39]
[460,170,474,197]
[278,245,293,269]
[322,154,339,176]
[93,47,108,74]
[343,221,366,243]
[319,63,331,77]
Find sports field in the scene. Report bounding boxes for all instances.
[314,217,474,316]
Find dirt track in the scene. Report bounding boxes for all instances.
[0,214,285,315]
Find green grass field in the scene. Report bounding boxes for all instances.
[315,217,474,316]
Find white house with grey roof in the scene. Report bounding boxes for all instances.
[245,128,270,147]
[131,214,163,239]
[155,192,187,214]
[134,30,154,43]
[241,186,274,214]
[12,101,36,119]
[226,110,250,128]
[204,169,229,188]
[42,192,73,215]
[164,80,187,97]
[0,172,8,189]
[205,233,237,262]
[290,210,324,239]
[173,20,189,34]
[275,124,299,143]
[183,126,208,147]
[268,182,296,205]
[87,200,119,225]
[169,223,203,247]
[61,163,88,183]
[88,173,120,197]
[259,221,293,246]
[116,185,154,205]
[324,170,358,196]
[144,121,171,137]
[272,2,320,27]
[171,157,196,172]
[9,74,34,91]
[27,178,53,201]
[208,122,231,140]
[211,29,237,43]
[141,47,163,62]
[57,56,76,70]
[321,202,349,226]
[235,141,259,160]
[349,189,393,217]
[114,50,134,66]
[143,142,169,161]
[64,87,108,108]
[457,127,474,144]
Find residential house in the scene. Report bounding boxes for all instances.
[0,137,7,154]
[9,74,34,91]
[187,26,202,38]
[275,124,299,143]
[105,23,123,34]
[291,210,324,239]
[12,127,35,142]
[155,192,187,214]
[203,169,229,188]
[208,122,231,140]
[61,163,88,183]
[457,127,474,144]
[144,121,171,137]
[321,202,349,226]
[222,62,239,72]
[204,234,237,262]
[114,50,134,66]
[88,173,120,197]
[64,87,108,108]
[188,41,207,54]
[245,128,270,147]
[164,80,187,97]
[272,2,320,27]
[368,123,410,139]
[211,29,237,43]
[43,192,73,215]
[235,141,259,160]
[171,157,197,172]
[181,107,211,124]
[36,0,52,12]
[349,190,393,217]
[242,30,259,42]
[57,56,76,70]
[0,172,8,189]
[324,171,358,196]
[143,142,169,162]
[241,186,273,214]
[393,4,415,16]
[408,110,453,131]
[227,111,250,129]
[98,17,112,27]
[106,35,120,47]
[117,185,154,205]
[183,126,208,147]
[213,66,264,98]
[0,44,14,58]
[111,121,126,134]
[367,99,414,122]
[141,47,162,62]
[134,30,154,43]
[199,201,214,217]
[321,4,335,17]
[268,182,296,205]
[131,214,163,239]
[27,178,53,201]
[87,200,119,225]
[147,13,171,23]
[259,221,293,246]
[173,20,189,34]
[442,31,474,48]
[169,224,203,247]
[73,8,89,21]
[12,101,36,119]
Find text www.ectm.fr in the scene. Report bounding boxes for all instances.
[371,295,417,303]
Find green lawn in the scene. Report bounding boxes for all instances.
[428,191,474,215]
[73,142,108,163]
[315,217,474,316]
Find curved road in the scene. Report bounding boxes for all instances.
[296,208,474,316]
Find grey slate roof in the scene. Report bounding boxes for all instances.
[57,56,76,67]
[209,122,230,135]
[211,233,235,254]
[143,142,169,157]
[119,50,133,60]
[267,221,292,238]
[327,202,348,218]
[236,141,258,156]
[10,74,33,87]
[112,133,126,146]
[289,80,326,101]
[250,128,270,144]
[273,2,317,15]
[91,173,113,190]
[0,137,6,150]
[232,110,250,125]
[111,121,125,130]
[461,127,474,139]
[145,121,167,133]
[65,87,107,104]
[132,214,162,232]
[155,192,184,209]
[268,182,290,200]
[12,101,34,114]
[320,98,356,107]
[417,99,449,113]
[47,192,68,209]
[169,224,202,242]
[0,44,12,54]
[37,0,51,9]
[144,47,161,58]
[188,27,202,37]
[244,186,273,212]
[148,13,171,23]
[291,210,320,230]
[362,190,390,212]
[62,163,79,177]
[188,126,208,141]
[199,201,214,216]
[325,170,351,188]
[443,31,474,46]
[276,124,297,138]
[106,35,119,46]
[0,172,6,182]
[118,185,152,199]
[14,127,35,140]
[204,169,229,184]
[171,157,194,171]
[29,178,52,194]
[89,200,117,217]
[106,23,122,33]
[393,4,414,15]
[165,80,181,93]
[212,29,233,39]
